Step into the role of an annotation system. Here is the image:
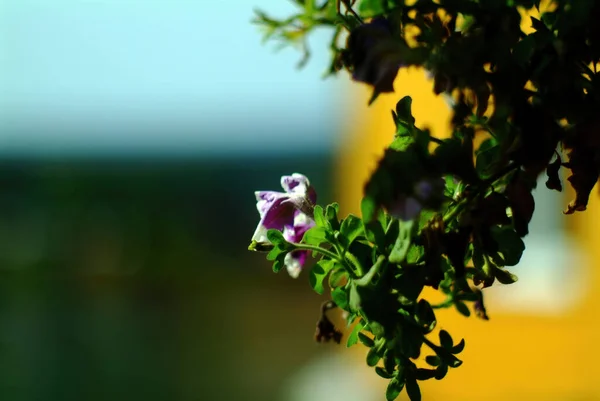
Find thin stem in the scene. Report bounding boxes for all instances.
[292,243,341,262]
[344,251,366,276]
[431,298,454,309]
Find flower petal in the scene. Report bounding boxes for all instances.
[284,251,309,278]
[281,173,311,195]
[261,197,296,230]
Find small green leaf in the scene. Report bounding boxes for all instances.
[434,364,448,380]
[377,366,395,380]
[475,138,500,180]
[389,220,414,264]
[358,332,375,348]
[349,283,362,311]
[451,338,466,354]
[405,377,421,401]
[365,220,386,249]
[490,226,525,266]
[266,229,287,246]
[303,226,329,248]
[361,197,378,222]
[332,286,349,309]
[313,205,331,229]
[494,267,519,284]
[406,245,425,264]
[347,320,365,348]
[439,330,453,349]
[354,255,386,287]
[340,214,365,246]
[395,96,416,127]
[416,299,437,333]
[366,346,381,367]
[415,368,437,381]
[425,355,441,367]
[328,268,348,288]
[309,260,335,295]
[326,202,341,230]
[455,301,471,317]
[386,377,404,401]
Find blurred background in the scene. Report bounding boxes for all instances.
[0,1,599,400]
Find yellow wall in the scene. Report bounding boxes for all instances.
[335,8,600,398]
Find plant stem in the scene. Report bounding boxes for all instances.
[292,243,342,262]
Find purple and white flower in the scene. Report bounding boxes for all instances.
[251,173,317,278]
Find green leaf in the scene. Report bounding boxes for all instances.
[490,226,525,266]
[355,255,386,287]
[358,332,375,348]
[451,338,466,354]
[434,364,448,380]
[267,229,287,246]
[358,0,386,18]
[406,244,425,264]
[326,202,341,230]
[332,286,349,310]
[347,320,365,348]
[366,346,381,367]
[425,355,441,367]
[340,214,365,247]
[475,138,500,180]
[389,220,414,264]
[415,368,437,381]
[266,245,286,261]
[309,259,335,295]
[302,226,329,253]
[349,283,362,311]
[455,301,471,317]
[394,96,416,128]
[494,267,519,284]
[416,299,437,333]
[405,377,421,401]
[377,366,395,380]
[365,220,386,249]
[386,377,404,401]
[313,205,331,229]
[328,268,348,288]
[439,330,453,349]
[361,197,378,222]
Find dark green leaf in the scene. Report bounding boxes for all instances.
[451,338,466,354]
[439,330,453,349]
[455,301,471,317]
[405,377,421,401]
[494,267,519,284]
[349,283,362,311]
[386,377,404,401]
[358,332,375,348]
[425,355,441,367]
[302,226,329,250]
[329,268,348,288]
[347,320,365,348]
[490,226,525,266]
[313,205,331,229]
[332,286,349,310]
[326,202,341,230]
[267,229,287,246]
[377,366,395,380]
[389,220,414,264]
[309,259,335,295]
[361,197,378,222]
[415,368,437,381]
[416,299,437,333]
[340,214,365,246]
[366,346,381,367]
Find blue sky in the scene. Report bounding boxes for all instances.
[0,0,345,155]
